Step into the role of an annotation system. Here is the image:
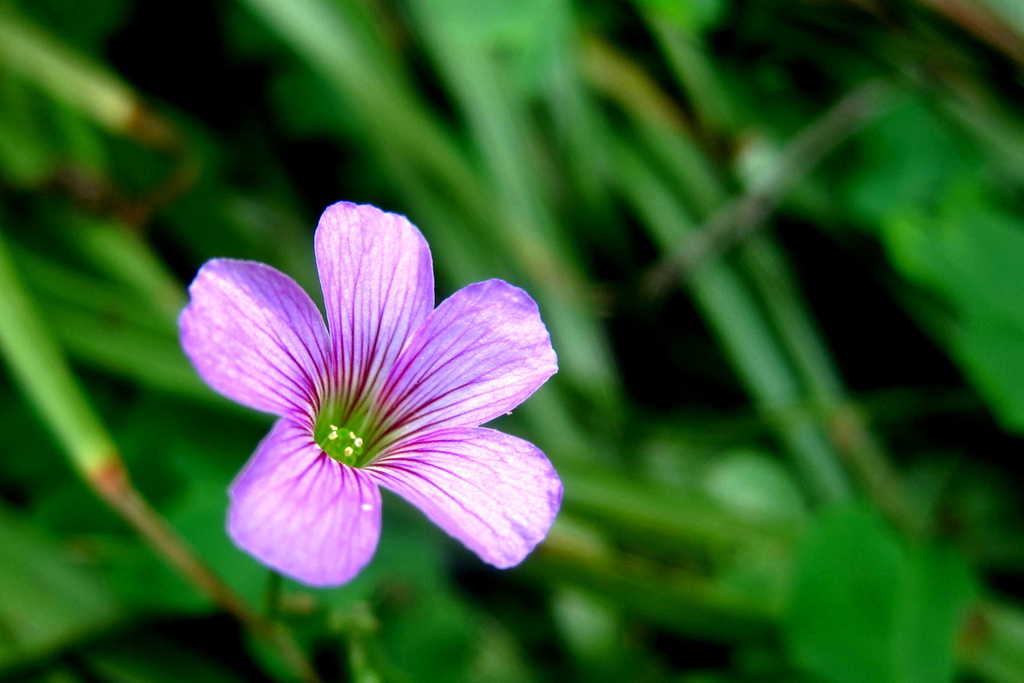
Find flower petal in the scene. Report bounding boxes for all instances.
[315,202,434,413]
[228,419,382,587]
[367,427,562,568]
[180,259,329,421]
[374,280,557,441]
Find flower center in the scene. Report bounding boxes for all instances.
[317,423,365,462]
[314,403,376,466]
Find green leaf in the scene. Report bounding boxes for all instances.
[881,187,1024,432]
[785,503,902,683]
[784,502,975,683]
[846,100,980,224]
[846,100,1024,433]
[0,223,119,478]
[892,546,975,683]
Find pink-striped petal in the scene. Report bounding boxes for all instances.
[367,427,562,568]
[374,280,557,442]
[314,202,434,414]
[228,419,382,587]
[179,259,329,421]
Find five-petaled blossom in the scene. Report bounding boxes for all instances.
[179,202,562,586]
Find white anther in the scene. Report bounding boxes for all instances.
[343,447,354,457]
[353,437,363,447]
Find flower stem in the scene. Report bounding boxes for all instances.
[94,461,321,683]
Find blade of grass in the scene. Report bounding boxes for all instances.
[0,232,116,478]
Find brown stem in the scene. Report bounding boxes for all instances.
[90,459,322,683]
[826,402,921,538]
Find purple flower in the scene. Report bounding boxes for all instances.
[179,202,562,586]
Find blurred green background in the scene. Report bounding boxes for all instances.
[3,0,1024,680]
